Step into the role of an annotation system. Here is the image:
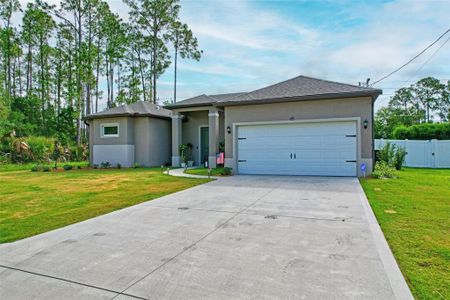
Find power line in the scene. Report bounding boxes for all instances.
[371,27,450,86]
[400,35,450,88]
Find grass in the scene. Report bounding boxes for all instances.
[360,168,450,300]
[0,167,210,243]
[0,161,89,172]
[184,167,232,176]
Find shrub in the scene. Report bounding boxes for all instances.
[392,123,450,140]
[77,165,82,169]
[117,163,122,169]
[133,162,141,168]
[63,164,73,171]
[377,142,407,170]
[31,165,42,172]
[25,136,54,162]
[42,166,50,172]
[393,147,407,170]
[377,142,396,165]
[93,164,99,169]
[372,161,397,179]
[220,167,232,176]
[100,161,111,168]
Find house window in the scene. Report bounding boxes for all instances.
[101,123,119,138]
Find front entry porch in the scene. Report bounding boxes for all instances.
[171,107,224,168]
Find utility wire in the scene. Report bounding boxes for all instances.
[376,36,450,105]
[400,35,450,87]
[371,27,450,86]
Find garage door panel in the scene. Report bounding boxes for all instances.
[237,121,357,176]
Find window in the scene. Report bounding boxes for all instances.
[101,123,119,138]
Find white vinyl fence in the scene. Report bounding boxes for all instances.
[375,139,450,168]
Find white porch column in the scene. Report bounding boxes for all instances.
[208,108,220,168]
[171,113,182,166]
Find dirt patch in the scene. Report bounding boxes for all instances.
[384,209,397,214]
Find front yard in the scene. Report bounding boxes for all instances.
[0,167,209,243]
[360,168,450,300]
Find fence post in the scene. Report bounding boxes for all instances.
[431,139,437,168]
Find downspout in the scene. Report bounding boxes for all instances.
[371,96,376,172]
[84,119,92,166]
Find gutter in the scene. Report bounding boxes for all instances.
[83,113,172,121]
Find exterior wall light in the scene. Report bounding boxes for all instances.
[227,126,231,134]
[363,119,368,129]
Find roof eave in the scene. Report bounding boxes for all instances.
[83,112,171,121]
[216,90,383,107]
[164,102,214,110]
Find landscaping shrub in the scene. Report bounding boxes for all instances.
[372,161,397,179]
[377,142,396,165]
[31,165,42,172]
[42,166,50,172]
[93,164,99,169]
[392,123,450,140]
[220,167,232,176]
[377,142,407,170]
[393,146,407,170]
[100,161,111,168]
[117,163,122,169]
[63,165,73,171]
[133,162,141,168]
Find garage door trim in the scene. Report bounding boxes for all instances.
[232,117,362,176]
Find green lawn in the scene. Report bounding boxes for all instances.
[0,167,210,243]
[360,168,450,300]
[184,167,231,176]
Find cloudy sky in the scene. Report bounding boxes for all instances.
[16,0,450,110]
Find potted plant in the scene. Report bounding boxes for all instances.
[186,143,194,167]
[179,144,188,168]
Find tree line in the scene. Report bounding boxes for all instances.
[375,77,450,138]
[0,0,201,145]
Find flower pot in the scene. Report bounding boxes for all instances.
[181,162,187,168]
[187,161,194,167]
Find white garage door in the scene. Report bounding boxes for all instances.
[237,121,357,176]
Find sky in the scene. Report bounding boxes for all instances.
[16,0,450,111]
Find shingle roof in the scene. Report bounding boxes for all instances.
[218,75,382,105]
[84,101,172,120]
[166,92,245,108]
[167,75,382,109]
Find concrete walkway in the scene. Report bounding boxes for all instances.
[165,167,217,179]
[0,176,412,299]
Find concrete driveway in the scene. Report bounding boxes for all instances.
[0,176,412,299]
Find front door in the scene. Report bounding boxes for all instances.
[200,127,209,166]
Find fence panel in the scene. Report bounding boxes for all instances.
[375,139,450,168]
[434,140,450,168]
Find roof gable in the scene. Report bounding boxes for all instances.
[219,75,381,105]
[167,75,382,109]
[85,101,171,120]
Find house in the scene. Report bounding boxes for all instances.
[166,75,381,177]
[86,75,382,176]
[84,101,172,167]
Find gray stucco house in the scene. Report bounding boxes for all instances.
[86,75,382,176]
[85,101,172,167]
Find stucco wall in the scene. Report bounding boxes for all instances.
[148,118,171,166]
[134,118,151,165]
[223,97,374,175]
[90,116,170,167]
[181,111,209,166]
[92,117,134,145]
